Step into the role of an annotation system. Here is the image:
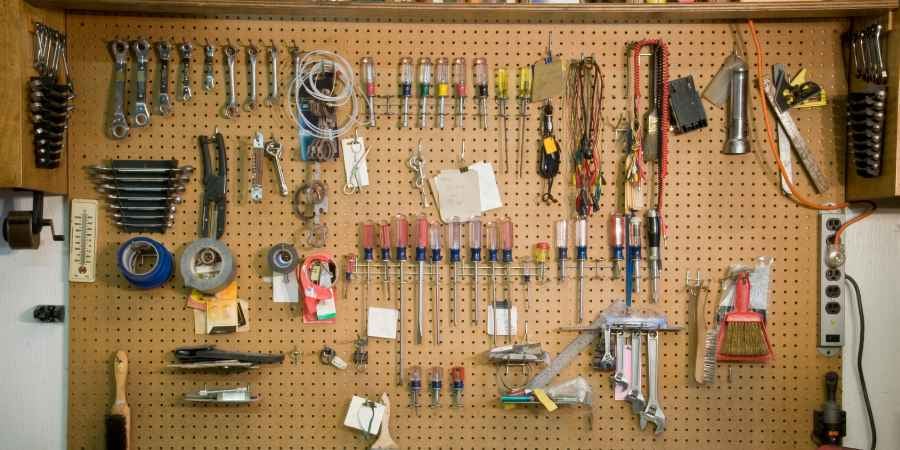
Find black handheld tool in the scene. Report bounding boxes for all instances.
[198,132,228,239]
[813,371,846,446]
[174,345,284,365]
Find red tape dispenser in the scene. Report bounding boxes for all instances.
[297,252,337,324]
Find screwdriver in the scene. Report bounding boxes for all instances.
[399,57,413,128]
[487,221,498,345]
[501,218,514,342]
[628,215,642,296]
[522,257,533,313]
[409,366,422,416]
[556,219,568,282]
[450,366,465,408]
[516,65,533,177]
[435,57,450,129]
[575,217,587,323]
[473,57,489,130]
[495,67,510,172]
[534,241,550,285]
[417,57,433,129]
[449,220,461,326]
[452,57,467,128]
[415,215,428,344]
[609,213,625,280]
[394,215,409,385]
[429,221,443,344]
[361,221,375,331]
[646,208,661,304]
[379,221,392,303]
[361,56,376,127]
[469,218,483,325]
[429,366,443,408]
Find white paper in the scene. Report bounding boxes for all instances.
[367,307,399,339]
[431,169,482,223]
[341,137,369,188]
[487,305,518,336]
[343,396,385,434]
[469,162,503,211]
[272,271,299,303]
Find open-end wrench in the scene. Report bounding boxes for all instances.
[640,331,666,435]
[265,137,288,196]
[107,194,182,203]
[265,42,280,106]
[130,39,151,127]
[155,41,173,116]
[597,326,615,371]
[108,39,130,139]
[611,330,629,390]
[108,204,177,213]
[626,331,645,413]
[203,41,216,92]
[111,212,176,222]
[98,184,186,193]
[243,43,258,112]
[870,25,888,84]
[223,45,240,118]
[178,41,193,102]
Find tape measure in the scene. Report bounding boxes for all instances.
[68,199,98,283]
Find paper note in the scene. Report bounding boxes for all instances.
[343,396,385,435]
[272,271,299,303]
[431,169,482,223]
[468,162,503,212]
[341,137,369,188]
[487,305,518,336]
[367,307,399,339]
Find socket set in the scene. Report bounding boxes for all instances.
[88,160,194,232]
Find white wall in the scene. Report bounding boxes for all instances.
[843,207,900,450]
[0,190,67,450]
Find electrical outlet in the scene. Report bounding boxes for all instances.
[818,211,846,357]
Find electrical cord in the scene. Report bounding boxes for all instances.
[287,49,362,139]
[746,20,876,244]
[845,274,876,450]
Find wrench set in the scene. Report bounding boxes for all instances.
[30,23,74,169]
[88,161,194,232]
[844,23,891,179]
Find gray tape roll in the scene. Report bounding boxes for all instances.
[179,238,236,294]
[267,243,299,274]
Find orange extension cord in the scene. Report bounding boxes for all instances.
[747,20,875,245]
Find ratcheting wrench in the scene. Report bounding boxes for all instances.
[130,38,151,127]
[203,42,216,92]
[108,39,130,139]
[155,41,173,116]
[178,41,193,102]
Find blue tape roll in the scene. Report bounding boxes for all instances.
[117,237,174,289]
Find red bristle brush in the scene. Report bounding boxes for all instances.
[716,272,773,363]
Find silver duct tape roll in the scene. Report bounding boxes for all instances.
[180,238,236,294]
[267,243,299,274]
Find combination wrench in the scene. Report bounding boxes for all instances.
[265,42,280,106]
[243,43,259,112]
[203,41,216,92]
[178,41,193,102]
[626,331,645,413]
[640,331,666,435]
[222,44,240,118]
[130,39,151,127]
[108,39,130,140]
[265,137,288,196]
[155,41,173,116]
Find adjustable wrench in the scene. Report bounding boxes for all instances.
[130,39,151,127]
[640,331,666,435]
[243,44,258,112]
[203,42,216,92]
[178,41,193,102]
[611,330,629,390]
[265,43,280,106]
[155,41,173,116]
[625,331,645,413]
[222,45,240,118]
[597,326,615,371]
[108,39,130,140]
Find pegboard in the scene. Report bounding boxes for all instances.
[66,13,848,450]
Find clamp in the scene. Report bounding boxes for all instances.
[198,131,227,239]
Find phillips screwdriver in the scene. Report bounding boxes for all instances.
[361,221,375,335]
[501,218,514,342]
[379,221,392,302]
[495,67,510,172]
[516,65,533,177]
[487,221,499,345]
[646,208,662,304]
[429,366,443,408]
[473,57,489,130]
[449,220,461,326]
[361,56,376,127]
[399,57,413,128]
[435,57,450,129]
[415,215,428,344]
[628,215,642,296]
[417,57,433,129]
[609,213,625,280]
[452,57,467,128]
[469,218,483,325]
[409,366,422,416]
[575,217,588,324]
[556,219,568,282]
[394,215,409,385]
[429,221,443,344]
[450,366,465,408]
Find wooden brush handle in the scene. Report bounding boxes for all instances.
[734,273,751,313]
[693,286,707,384]
[113,350,128,410]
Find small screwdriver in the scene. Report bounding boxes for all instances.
[409,366,422,416]
[473,57,489,129]
[501,218,514,342]
[429,221,443,344]
[435,57,450,129]
[516,65,533,177]
[534,241,550,285]
[449,220,462,326]
[556,219,568,282]
[609,213,625,280]
[522,257,533,312]
[628,215,642,295]
[399,57,413,128]
[574,217,587,323]
[450,366,465,408]
[379,221,392,301]
[495,67,510,172]
[417,57,433,129]
[647,208,662,303]
[469,218,483,325]
[360,56,376,127]
[452,57,467,128]
[429,366,443,408]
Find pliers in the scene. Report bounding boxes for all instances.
[198,131,227,239]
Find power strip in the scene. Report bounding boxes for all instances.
[818,211,846,357]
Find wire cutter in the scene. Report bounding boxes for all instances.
[198,131,227,239]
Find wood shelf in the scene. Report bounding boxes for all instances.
[25,0,900,22]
